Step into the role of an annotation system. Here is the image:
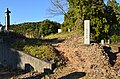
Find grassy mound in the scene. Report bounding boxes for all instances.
[11,38,59,61]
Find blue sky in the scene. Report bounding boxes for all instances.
[0,0,64,25]
[0,0,120,25]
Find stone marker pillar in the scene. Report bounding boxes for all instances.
[84,20,90,45]
[68,28,71,32]
[101,39,105,45]
[58,29,62,33]
[5,8,11,30]
[108,39,111,44]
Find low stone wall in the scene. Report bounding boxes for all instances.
[11,49,52,72]
[0,43,52,72]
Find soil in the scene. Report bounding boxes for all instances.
[48,34,120,79]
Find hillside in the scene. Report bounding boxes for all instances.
[0,31,120,79]
[10,19,61,38]
[11,30,119,79]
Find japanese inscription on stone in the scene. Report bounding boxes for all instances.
[84,20,90,45]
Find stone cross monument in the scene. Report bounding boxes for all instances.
[5,8,11,30]
[84,20,90,45]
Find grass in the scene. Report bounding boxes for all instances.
[11,38,67,67]
[44,30,83,40]
[11,39,59,61]
[23,45,58,61]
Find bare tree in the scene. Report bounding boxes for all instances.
[48,0,69,17]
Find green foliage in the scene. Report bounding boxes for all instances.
[12,41,26,50]
[110,35,120,43]
[40,19,60,36]
[64,0,120,42]
[11,38,59,61]
[23,45,57,60]
[10,19,61,38]
[106,0,120,36]
[64,0,83,31]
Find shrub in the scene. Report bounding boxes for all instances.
[110,35,120,43]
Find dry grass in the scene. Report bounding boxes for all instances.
[110,44,120,52]
[44,30,83,40]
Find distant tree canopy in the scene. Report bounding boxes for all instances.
[105,0,120,35]
[10,19,61,38]
[10,0,120,42]
[61,0,120,42]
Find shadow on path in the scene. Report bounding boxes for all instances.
[22,69,53,79]
[103,46,120,66]
[23,72,86,79]
[58,72,86,79]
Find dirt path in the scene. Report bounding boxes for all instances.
[50,34,120,79]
